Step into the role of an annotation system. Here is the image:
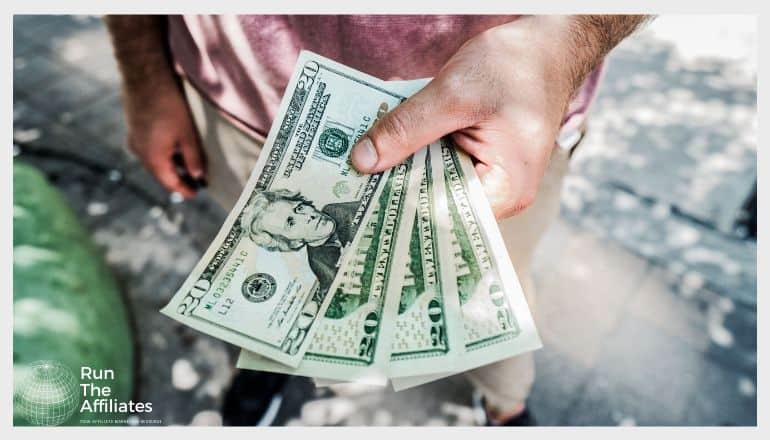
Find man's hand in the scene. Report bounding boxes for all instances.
[122,80,204,199]
[351,15,647,218]
[105,15,205,199]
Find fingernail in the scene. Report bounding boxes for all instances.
[351,137,378,172]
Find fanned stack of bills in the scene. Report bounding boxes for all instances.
[161,51,541,390]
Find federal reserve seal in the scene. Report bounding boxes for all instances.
[242,273,277,303]
[318,127,349,158]
[332,180,350,198]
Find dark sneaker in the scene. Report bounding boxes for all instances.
[472,390,537,426]
[222,370,288,426]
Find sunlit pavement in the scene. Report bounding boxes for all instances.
[12,15,756,426]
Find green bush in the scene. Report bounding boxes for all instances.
[13,161,134,426]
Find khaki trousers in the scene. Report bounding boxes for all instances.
[184,80,571,411]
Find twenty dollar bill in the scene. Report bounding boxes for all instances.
[237,149,427,383]
[391,140,542,390]
[161,51,414,367]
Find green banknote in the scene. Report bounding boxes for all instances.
[389,148,464,377]
[391,140,541,391]
[237,149,425,384]
[161,51,415,367]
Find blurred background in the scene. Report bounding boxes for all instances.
[12,15,756,426]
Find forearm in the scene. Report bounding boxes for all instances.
[564,15,651,92]
[487,15,649,120]
[104,15,179,95]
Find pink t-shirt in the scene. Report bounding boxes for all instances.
[168,15,602,142]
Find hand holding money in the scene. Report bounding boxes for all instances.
[161,50,541,389]
[350,16,590,219]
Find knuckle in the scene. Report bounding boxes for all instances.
[376,111,412,148]
[516,190,537,212]
[440,71,464,95]
[495,202,518,219]
[497,189,537,219]
[474,28,502,49]
[517,113,551,141]
[437,72,494,124]
[438,72,467,107]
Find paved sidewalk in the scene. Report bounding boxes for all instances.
[562,16,757,307]
[12,15,756,426]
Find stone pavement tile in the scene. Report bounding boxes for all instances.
[625,266,711,352]
[68,90,124,139]
[14,100,82,152]
[12,15,64,51]
[592,313,704,422]
[16,15,104,50]
[17,16,121,89]
[24,68,110,118]
[13,27,42,57]
[16,14,89,30]
[14,110,122,171]
[533,228,650,369]
[565,374,679,426]
[528,347,592,426]
[703,297,757,375]
[14,53,65,92]
[561,179,757,306]
[102,121,129,154]
[13,14,51,30]
[19,19,115,80]
[14,93,48,124]
[63,101,130,158]
[165,200,228,256]
[48,25,114,68]
[579,21,757,235]
[682,358,756,426]
[76,50,122,89]
[15,63,127,157]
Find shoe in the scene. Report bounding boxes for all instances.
[472,390,537,426]
[222,370,288,426]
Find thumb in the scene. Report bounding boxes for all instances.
[350,81,464,173]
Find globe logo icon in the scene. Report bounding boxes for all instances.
[15,360,81,426]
